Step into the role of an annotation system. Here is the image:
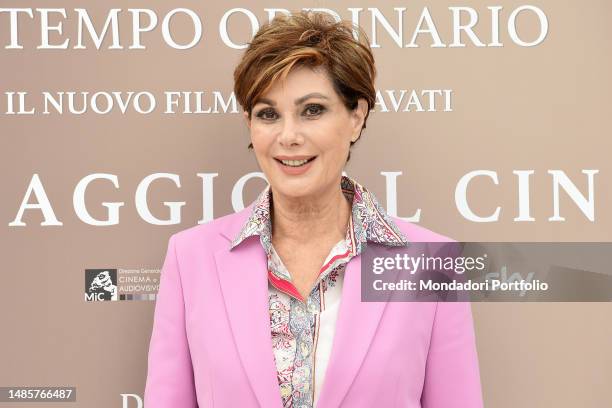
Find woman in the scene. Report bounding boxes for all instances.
[144,10,482,408]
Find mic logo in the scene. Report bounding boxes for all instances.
[85,269,118,301]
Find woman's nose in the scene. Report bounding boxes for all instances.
[278,117,304,147]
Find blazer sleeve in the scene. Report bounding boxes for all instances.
[420,301,484,408]
[144,234,198,408]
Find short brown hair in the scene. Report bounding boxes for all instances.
[233,10,377,162]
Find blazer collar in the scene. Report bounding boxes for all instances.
[218,202,256,243]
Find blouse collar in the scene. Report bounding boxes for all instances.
[230,174,409,254]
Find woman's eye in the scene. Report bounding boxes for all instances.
[256,108,277,120]
[304,104,325,116]
[255,104,325,121]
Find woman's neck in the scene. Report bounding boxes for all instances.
[270,183,351,245]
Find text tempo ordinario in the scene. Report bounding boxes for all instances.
[0,6,548,50]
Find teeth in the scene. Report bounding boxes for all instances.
[280,158,310,167]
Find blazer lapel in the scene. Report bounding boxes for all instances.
[214,212,283,408]
[316,251,392,408]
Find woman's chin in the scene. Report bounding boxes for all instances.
[271,180,318,200]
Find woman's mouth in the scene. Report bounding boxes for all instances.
[275,156,317,167]
[274,156,317,175]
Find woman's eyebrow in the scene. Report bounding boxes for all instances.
[256,92,330,107]
[294,92,329,105]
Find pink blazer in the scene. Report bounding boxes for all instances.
[144,202,483,407]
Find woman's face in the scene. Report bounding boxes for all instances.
[244,65,368,200]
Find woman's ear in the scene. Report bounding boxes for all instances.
[243,110,251,130]
[351,98,368,142]
[243,111,254,149]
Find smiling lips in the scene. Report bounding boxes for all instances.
[274,155,317,175]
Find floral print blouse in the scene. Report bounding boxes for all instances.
[230,175,408,408]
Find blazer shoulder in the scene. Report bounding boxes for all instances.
[390,216,456,243]
[169,204,253,251]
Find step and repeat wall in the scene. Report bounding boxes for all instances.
[1,1,611,407]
